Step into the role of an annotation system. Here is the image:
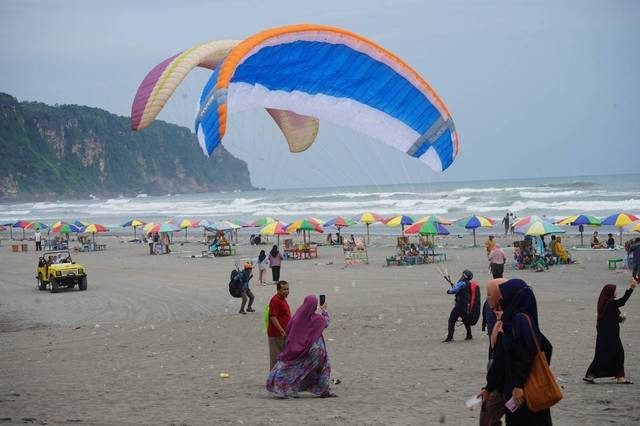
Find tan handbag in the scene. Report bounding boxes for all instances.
[523,314,563,412]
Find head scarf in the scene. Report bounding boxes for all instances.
[270,245,279,257]
[486,278,507,310]
[258,250,266,263]
[596,284,616,327]
[498,279,541,351]
[278,295,328,362]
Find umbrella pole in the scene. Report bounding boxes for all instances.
[473,228,477,247]
[580,230,584,247]
[402,224,405,236]
[366,223,370,245]
[134,226,137,241]
[277,234,280,246]
[619,228,623,248]
[10,227,12,241]
[22,228,25,241]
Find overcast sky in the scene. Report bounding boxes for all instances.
[1,0,638,189]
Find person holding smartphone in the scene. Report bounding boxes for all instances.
[268,281,291,370]
[266,294,336,398]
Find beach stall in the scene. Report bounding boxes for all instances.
[260,221,289,246]
[84,223,108,251]
[285,219,322,259]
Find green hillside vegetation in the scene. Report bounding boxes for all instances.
[0,93,254,200]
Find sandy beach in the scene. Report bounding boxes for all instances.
[1,233,638,425]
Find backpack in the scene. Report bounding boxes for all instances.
[228,269,242,298]
[466,281,482,325]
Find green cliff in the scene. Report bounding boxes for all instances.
[0,93,254,200]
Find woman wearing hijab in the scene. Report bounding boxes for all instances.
[269,245,283,283]
[257,250,268,285]
[266,295,335,398]
[495,279,553,425]
[480,278,508,426]
[584,277,637,384]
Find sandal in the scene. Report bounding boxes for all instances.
[617,379,633,384]
[582,377,595,384]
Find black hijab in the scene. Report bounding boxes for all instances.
[499,279,541,350]
[258,250,266,263]
[270,245,279,257]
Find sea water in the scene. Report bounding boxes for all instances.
[1,174,638,236]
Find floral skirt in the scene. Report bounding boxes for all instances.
[266,337,331,398]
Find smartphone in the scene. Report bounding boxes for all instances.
[505,397,519,413]
[319,294,326,306]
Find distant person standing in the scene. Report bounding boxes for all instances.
[584,277,636,384]
[34,229,42,251]
[488,244,507,279]
[485,235,495,256]
[269,245,283,283]
[509,213,517,235]
[257,250,269,285]
[502,213,510,236]
[268,281,291,370]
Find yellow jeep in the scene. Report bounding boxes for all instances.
[36,250,87,293]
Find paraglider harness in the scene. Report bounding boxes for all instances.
[229,265,243,298]
[437,265,482,326]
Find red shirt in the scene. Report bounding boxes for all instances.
[267,294,291,337]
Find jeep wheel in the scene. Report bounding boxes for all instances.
[79,277,87,291]
[50,278,59,293]
[37,276,46,291]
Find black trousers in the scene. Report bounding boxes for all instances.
[35,241,42,251]
[271,266,281,282]
[490,263,504,279]
[447,306,472,340]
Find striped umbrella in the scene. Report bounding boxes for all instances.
[251,217,277,227]
[602,213,639,244]
[416,215,452,225]
[12,220,31,240]
[625,221,640,233]
[144,222,181,233]
[179,219,198,241]
[287,219,323,244]
[25,222,49,231]
[457,215,495,247]
[353,212,384,244]
[405,221,450,236]
[52,223,83,241]
[384,215,416,235]
[260,221,290,245]
[230,218,251,228]
[556,214,601,247]
[515,221,565,236]
[85,223,108,244]
[512,215,544,229]
[122,219,146,240]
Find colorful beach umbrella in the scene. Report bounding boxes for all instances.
[122,219,146,240]
[230,218,251,228]
[602,213,639,245]
[53,223,83,241]
[457,215,495,247]
[416,215,452,225]
[556,214,601,247]
[405,221,450,236]
[287,219,323,244]
[11,220,31,240]
[72,220,90,230]
[144,222,181,234]
[179,219,198,241]
[260,221,290,245]
[353,212,384,244]
[85,223,108,244]
[512,215,544,229]
[384,215,416,235]
[25,222,49,231]
[324,216,356,229]
[625,221,640,233]
[308,217,326,227]
[515,221,565,237]
[251,217,277,227]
